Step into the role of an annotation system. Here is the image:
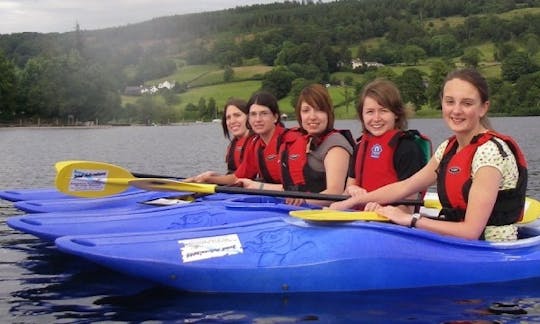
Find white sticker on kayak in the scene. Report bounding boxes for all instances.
[69,169,108,192]
[178,234,243,263]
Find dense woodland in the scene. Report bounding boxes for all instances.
[0,0,539,125]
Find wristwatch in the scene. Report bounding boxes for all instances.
[410,213,422,228]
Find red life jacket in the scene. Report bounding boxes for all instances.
[355,129,399,192]
[225,134,251,173]
[437,131,528,225]
[254,124,287,184]
[234,125,287,183]
[353,129,431,211]
[280,128,354,192]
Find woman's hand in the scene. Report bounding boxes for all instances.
[235,178,261,189]
[344,184,367,197]
[285,198,306,206]
[185,171,217,183]
[365,202,412,226]
[328,185,367,210]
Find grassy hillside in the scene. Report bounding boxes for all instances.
[125,5,540,121]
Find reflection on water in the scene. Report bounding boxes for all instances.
[1,118,540,322]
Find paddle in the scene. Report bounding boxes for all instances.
[289,196,540,224]
[55,161,184,198]
[128,178,427,205]
[55,161,183,179]
[289,209,389,222]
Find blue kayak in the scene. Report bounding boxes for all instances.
[0,186,146,202]
[0,187,74,202]
[8,196,307,241]
[56,217,540,293]
[55,216,540,293]
[12,189,191,213]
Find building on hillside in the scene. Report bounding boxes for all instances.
[158,80,175,90]
[351,58,384,69]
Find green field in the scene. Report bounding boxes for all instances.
[178,80,262,108]
[124,7,539,121]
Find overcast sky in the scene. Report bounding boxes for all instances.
[0,0,305,34]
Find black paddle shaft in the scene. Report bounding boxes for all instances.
[215,185,423,205]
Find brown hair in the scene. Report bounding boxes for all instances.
[357,79,407,132]
[246,91,282,125]
[441,68,492,129]
[295,84,335,132]
[221,98,248,139]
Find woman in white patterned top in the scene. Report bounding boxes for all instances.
[330,68,527,241]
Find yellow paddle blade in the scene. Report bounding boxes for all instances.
[289,210,389,222]
[422,192,442,209]
[129,179,218,194]
[55,161,135,198]
[54,160,87,172]
[423,198,442,209]
[522,197,540,224]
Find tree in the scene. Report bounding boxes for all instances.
[223,65,234,82]
[513,72,540,115]
[261,66,297,99]
[426,59,454,109]
[494,42,516,61]
[461,48,482,68]
[207,97,218,119]
[401,45,426,65]
[501,51,535,82]
[396,68,426,108]
[340,82,354,114]
[0,52,17,120]
[197,97,208,120]
[429,34,461,57]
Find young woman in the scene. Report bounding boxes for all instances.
[239,84,354,206]
[343,79,429,213]
[188,98,251,182]
[191,91,286,185]
[330,69,527,242]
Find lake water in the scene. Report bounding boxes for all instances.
[1,117,539,323]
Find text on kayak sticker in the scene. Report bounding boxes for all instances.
[69,169,108,192]
[178,234,243,263]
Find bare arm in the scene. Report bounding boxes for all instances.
[198,173,237,186]
[330,155,439,210]
[371,165,500,240]
[307,146,351,207]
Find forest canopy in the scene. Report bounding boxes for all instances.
[0,0,539,125]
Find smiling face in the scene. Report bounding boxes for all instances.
[441,78,489,136]
[225,105,249,139]
[361,96,397,137]
[300,101,328,136]
[248,104,277,138]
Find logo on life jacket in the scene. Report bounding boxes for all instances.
[448,166,461,174]
[370,144,383,159]
[289,154,300,160]
[266,154,277,161]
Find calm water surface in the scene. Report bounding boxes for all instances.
[1,117,539,323]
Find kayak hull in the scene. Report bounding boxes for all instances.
[8,196,307,241]
[12,189,188,213]
[55,217,540,293]
[0,188,71,202]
